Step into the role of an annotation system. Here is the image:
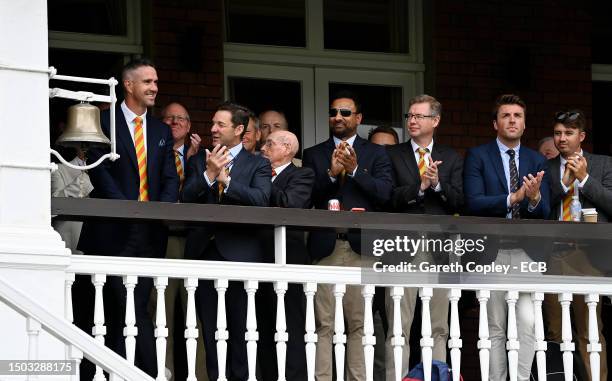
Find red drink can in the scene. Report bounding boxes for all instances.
[328,199,341,211]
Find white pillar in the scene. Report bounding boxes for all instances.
[0,0,70,361]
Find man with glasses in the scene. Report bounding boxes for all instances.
[182,101,271,381]
[384,94,463,380]
[544,110,611,380]
[303,90,392,381]
[463,94,550,381]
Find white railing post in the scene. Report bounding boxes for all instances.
[92,273,107,381]
[304,282,318,381]
[154,276,168,381]
[274,225,287,265]
[586,293,601,381]
[122,275,138,365]
[420,287,434,381]
[215,279,229,381]
[184,277,198,381]
[26,316,41,381]
[505,291,519,381]
[274,281,289,381]
[448,289,462,381]
[333,283,347,381]
[69,344,83,381]
[65,272,75,322]
[476,290,491,381]
[245,280,259,381]
[391,286,405,381]
[362,284,376,381]
[532,292,547,381]
[559,293,575,380]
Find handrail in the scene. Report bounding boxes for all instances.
[0,275,154,381]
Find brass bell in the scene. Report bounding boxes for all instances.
[56,102,110,148]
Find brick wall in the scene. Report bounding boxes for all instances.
[433,1,593,154]
[151,0,223,146]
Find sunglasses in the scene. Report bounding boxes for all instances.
[555,111,580,122]
[329,108,354,118]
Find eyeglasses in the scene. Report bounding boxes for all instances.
[163,115,190,123]
[404,113,436,121]
[555,111,580,122]
[329,108,354,118]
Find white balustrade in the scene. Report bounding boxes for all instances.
[274,281,289,381]
[154,277,168,381]
[505,291,519,381]
[559,293,575,380]
[184,277,198,381]
[333,283,347,381]
[476,290,491,381]
[215,279,229,381]
[447,289,462,381]
[303,282,318,381]
[420,288,434,381]
[26,317,41,381]
[65,273,75,322]
[362,284,376,381]
[244,280,259,381]
[390,287,405,381]
[69,344,83,381]
[122,275,138,365]
[586,293,601,381]
[532,292,547,381]
[92,273,107,381]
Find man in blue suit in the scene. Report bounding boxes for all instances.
[78,58,179,377]
[182,102,271,381]
[463,94,550,381]
[303,91,392,381]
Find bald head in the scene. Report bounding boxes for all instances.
[259,110,288,142]
[261,130,299,167]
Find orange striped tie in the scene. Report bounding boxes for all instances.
[417,147,428,176]
[174,150,184,188]
[134,116,149,201]
[218,167,229,200]
[562,182,574,221]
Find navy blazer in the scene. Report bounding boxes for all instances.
[78,105,179,257]
[302,135,392,260]
[182,148,271,262]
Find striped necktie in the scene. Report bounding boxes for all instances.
[562,164,574,221]
[174,150,184,189]
[507,149,520,219]
[218,166,229,200]
[417,147,428,176]
[134,116,148,201]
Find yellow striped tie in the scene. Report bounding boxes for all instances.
[174,150,184,189]
[562,182,574,221]
[417,147,428,176]
[134,116,149,201]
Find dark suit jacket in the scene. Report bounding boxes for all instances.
[78,105,179,257]
[547,152,612,222]
[387,140,463,214]
[302,135,392,260]
[182,147,271,262]
[463,140,550,261]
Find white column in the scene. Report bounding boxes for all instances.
[559,293,575,380]
[505,291,519,381]
[274,225,287,265]
[420,288,434,381]
[586,293,601,381]
[244,280,259,381]
[333,284,347,381]
[532,292,547,381]
[476,290,491,381]
[362,284,376,381]
[275,281,289,381]
[447,289,462,381]
[304,282,318,381]
[122,275,138,365]
[390,287,405,381]
[68,345,83,381]
[154,277,169,381]
[215,279,229,381]
[184,277,198,381]
[92,274,107,381]
[26,317,41,381]
[64,272,75,322]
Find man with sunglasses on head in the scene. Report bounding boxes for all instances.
[463,94,550,381]
[544,110,611,380]
[384,94,463,381]
[303,90,392,381]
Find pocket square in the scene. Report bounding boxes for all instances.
[158,138,166,147]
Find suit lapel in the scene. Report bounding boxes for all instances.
[229,148,247,180]
[274,163,295,186]
[487,141,508,191]
[117,109,138,171]
[518,146,530,186]
[352,136,368,168]
[400,141,420,180]
[146,116,160,180]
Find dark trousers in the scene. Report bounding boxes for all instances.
[196,243,249,381]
